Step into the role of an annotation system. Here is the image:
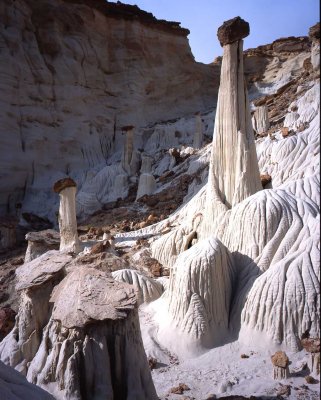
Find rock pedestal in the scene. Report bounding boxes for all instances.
[202,16,262,237]
[53,178,80,254]
[302,337,320,375]
[24,229,60,263]
[252,105,270,135]
[271,351,290,380]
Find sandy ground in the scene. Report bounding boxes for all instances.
[139,305,320,400]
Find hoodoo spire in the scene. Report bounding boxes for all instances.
[203,16,262,235]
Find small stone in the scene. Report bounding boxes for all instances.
[217,16,250,46]
[277,384,291,396]
[260,174,272,188]
[305,375,318,384]
[271,351,290,368]
[301,337,320,353]
[148,357,157,370]
[281,127,290,137]
[241,354,250,359]
[170,383,190,394]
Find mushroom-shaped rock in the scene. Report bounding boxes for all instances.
[302,337,320,375]
[53,177,80,254]
[24,267,158,399]
[0,251,72,373]
[50,267,137,327]
[201,16,261,238]
[217,16,250,46]
[24,229,60,263]
[112,269,163,305]
[271,351,290,380]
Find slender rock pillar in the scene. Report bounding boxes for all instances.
[252,105,270,135]
[53,178,80,253]
[121,125,140,176]
[136,154,156,200]
[193,112,203,149]
[202,17,262,237]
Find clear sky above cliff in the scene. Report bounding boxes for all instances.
[108,0,320,63]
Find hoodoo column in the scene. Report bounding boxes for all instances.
[210,16,262,208]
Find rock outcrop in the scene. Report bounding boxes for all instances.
[165,237,235,351]
[0,360,54,400]
[0,249,158,399]
[202,16,262,237]
[24,229,60,263]
[0,0,218,220]
[54,177,80,253]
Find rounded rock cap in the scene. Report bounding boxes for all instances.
[121,125,135,132]
[53,177,77,194]
[217,16,250,46]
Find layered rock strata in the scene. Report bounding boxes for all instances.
[0,0,218,219]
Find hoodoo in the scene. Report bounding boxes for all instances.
[202,16,262,235]
[53,178,80,254]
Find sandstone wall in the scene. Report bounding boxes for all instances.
[0,0,218,217]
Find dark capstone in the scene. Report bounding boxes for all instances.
[217,16,250,46]
[309,22,320,40]
[53,177,77,193]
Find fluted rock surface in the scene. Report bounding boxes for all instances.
[166,237,235,350]
[0,0,218,219]
[112,269,163,305]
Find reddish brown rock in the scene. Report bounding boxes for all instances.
[281,127,290,137]
[271,351,289,368]
[53,177,77,193]
[301,337,320,353]
[170,383,190,394]
[260,174,272,188]
[217,16,250,47]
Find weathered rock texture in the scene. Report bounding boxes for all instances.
[128,22,320,355]
[0,0,218,220]
[271,351,290,380]
[201,18,262,237]
[54,178,80,253]
[0,360,54,400]
[164,237,235,351]
[112,269,163,305]
[24,229,60,262]
[252,105,270,135]
[0,250,158,399]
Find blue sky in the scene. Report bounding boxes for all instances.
[108,0,320,63]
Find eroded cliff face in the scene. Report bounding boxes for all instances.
[0,0,218,218]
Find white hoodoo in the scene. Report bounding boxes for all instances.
[53,178,80,253]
